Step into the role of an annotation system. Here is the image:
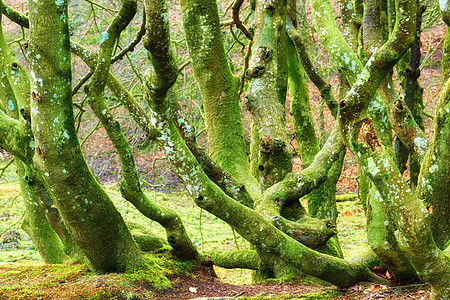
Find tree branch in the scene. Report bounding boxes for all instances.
[255,125,344,247]
[1,1,29,28]
[286,19,338,118]
[232,0,253,40]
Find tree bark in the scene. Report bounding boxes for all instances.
[27,0,142,272]
[180,0,259,198]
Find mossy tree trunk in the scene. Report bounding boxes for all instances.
[0,1,83,264]
[287,0,344,258]
[338,0,450,296]
[179,0,259,198]
[26,0,142,272]
[246,0,292,191]
[0,0,449,292]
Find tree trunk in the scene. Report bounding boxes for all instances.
[27,0,142,272]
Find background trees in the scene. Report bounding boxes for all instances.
[0,0,449,298]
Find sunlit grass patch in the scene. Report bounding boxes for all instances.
[336,200,368,257]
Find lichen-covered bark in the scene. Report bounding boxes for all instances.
[443,27,450,81]
[169,93,254,208]
[69,41,159,139]
[0,8,33,164]
[361,0,418,281]
[286,21,338,117]
[246,0,292,190]
[16,160,71,264]
[287,38,319,166]
[286,6,343,257]
[365,186,417,281]
[416,77,450,249]
[212,249,260,270]
[286,32,343,256]
[2,4,81,263]
[311,0,392,147]
[77,0,199,261]
[402,4,425,190]
[27,0,141,272]
[180,0,259,198]
[255,126,343,250]
[337,0,361,101]
[339,0,450,296]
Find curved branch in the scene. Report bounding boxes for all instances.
[246,0,292,190]
[180,0,258,196]
[232,0,253,40]
[147,93,386,288]
[70,41,159,139]
[338,0,450,297]
[170,94,254,208]
[111,10,146,64]
[0,110,32,164]
[389,99,429,158]
[255,125,344,247]
[89,0,137,92]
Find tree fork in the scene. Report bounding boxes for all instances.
[339,0,450,297]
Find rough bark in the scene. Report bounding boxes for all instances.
[286,21,338,118]
[17,161,71,264]
[146,94,386,288]
[246,0,292,191]
[416,77,450,249]
[1,4,82,263]
[311,0,392,147]
[361,0,418,281]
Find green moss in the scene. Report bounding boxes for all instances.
[125,252,194,289]
[239,290,342,299]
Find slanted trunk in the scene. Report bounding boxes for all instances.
[339,0,450,296]
[27,0,141,272]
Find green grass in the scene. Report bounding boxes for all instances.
[0,160,41,263]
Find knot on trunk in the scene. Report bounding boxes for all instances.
[260,136,285,154]
[246,46,273,78]
[358,119,381,152]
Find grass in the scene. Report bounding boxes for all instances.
[0,159,369,286]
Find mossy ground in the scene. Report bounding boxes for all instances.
[0,251,194,300]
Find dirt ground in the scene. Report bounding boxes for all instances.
[150,269,430,300]
[0,261,431,300]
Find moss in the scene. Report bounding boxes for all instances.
[239,290,342,299]
[0,252,195,299]
[125,252,194,289]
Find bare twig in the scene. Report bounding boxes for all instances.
[232,0,253,40]
[0,158,14,179]
[72,69,94,96]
